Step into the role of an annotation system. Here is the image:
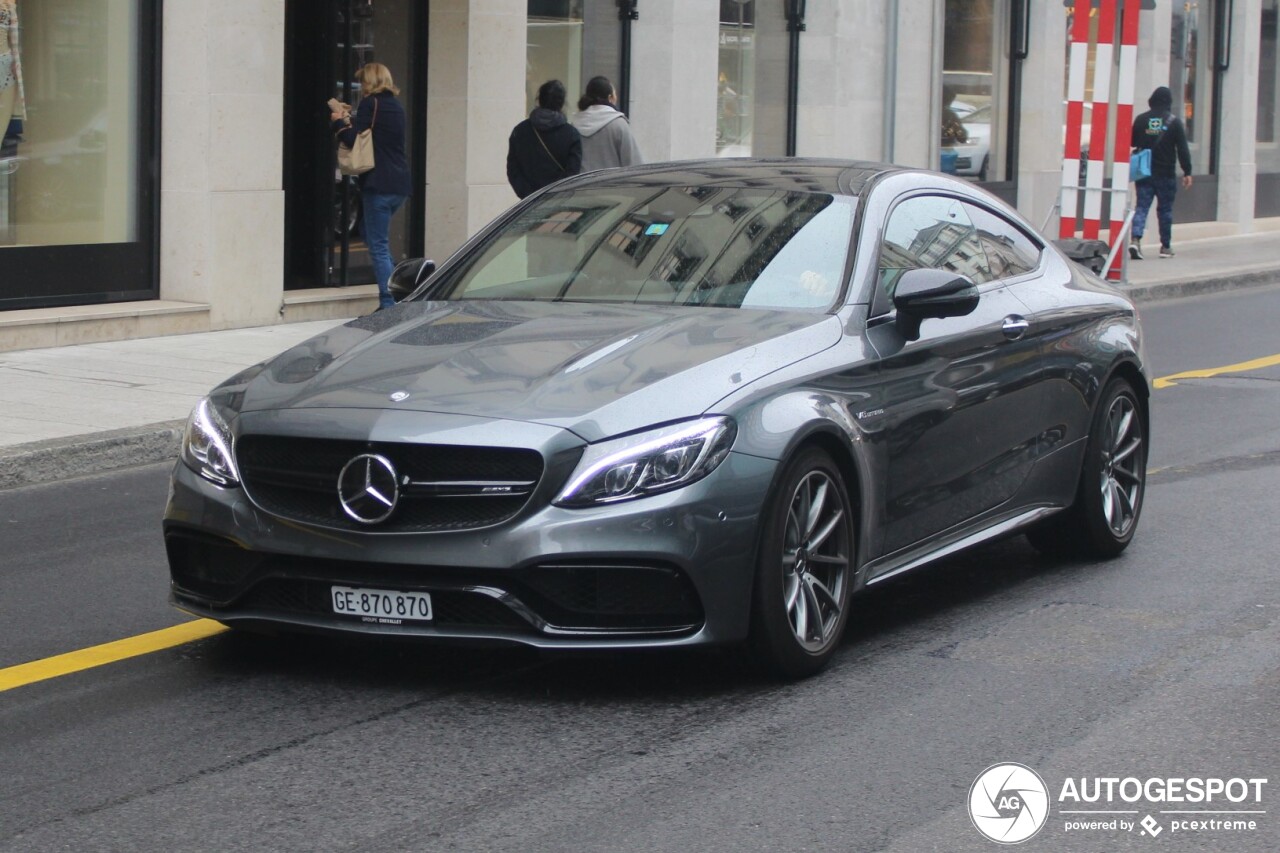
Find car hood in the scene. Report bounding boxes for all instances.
[232,300,841,441]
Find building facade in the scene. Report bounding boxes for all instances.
[0,0,1275,348]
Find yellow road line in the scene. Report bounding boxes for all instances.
[1154,353,1280,389]
[0,619,227,693]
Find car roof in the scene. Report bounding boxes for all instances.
[557,158,900,197]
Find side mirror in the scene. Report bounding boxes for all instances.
[388,258,437,303]
[892,268,979,341]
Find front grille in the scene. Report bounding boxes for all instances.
[236,436,544,532]
[167,540,705,637]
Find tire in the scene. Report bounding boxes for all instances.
[748,447,856,679]
[1028,378,1147,558]
[978,155,989,182]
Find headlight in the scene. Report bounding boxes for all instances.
[554,417,736,508]
[180,397,241,487]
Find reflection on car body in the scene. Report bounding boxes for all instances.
[164,159,1150,679]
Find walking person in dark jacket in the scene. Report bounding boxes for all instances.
[507,80,582,199]
[332,63,413,309]
[1129,86,1193,260]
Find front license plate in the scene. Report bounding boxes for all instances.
[331,585,433,624]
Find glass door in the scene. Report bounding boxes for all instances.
[283,0,425,291]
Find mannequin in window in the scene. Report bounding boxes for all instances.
[0,0,25,143]
[940,86,969,146]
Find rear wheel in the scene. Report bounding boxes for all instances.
[749,448,855,679]
[1029,378,1146,558]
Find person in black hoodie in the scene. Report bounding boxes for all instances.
[507,80,582,199]
[1129,86,1193,259]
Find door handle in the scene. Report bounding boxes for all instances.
[1002,315,1030,340]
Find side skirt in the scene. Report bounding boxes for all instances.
[861,505,1062,587]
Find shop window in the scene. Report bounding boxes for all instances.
[0,0,157,309]
[1170,1,1214,174]
[1257,0,1280,215]
[717,1,755,156]
[716,1,787,158]
[1258,1,1278,153]
[526,0,620,116]
[1,1,139,248]
[941,0,1009,183]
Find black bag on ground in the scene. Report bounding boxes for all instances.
[1053,238,1110,274]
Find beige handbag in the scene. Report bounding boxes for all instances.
[337,97,378,176]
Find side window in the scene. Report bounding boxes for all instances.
[877,196,991,306]
[964,203,1042,280]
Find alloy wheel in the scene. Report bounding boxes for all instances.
[781,471,851,652]
[1099,393,1143,536]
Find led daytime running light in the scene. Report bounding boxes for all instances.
[182,397,240,486]
[555,417,735,507]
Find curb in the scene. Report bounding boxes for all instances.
[0,420,184,491]
[1123,266,1280,303]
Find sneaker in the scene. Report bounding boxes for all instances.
[1159,245,1175,258]
[1128,241,1143,260]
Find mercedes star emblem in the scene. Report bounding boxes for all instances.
[390,390,410,402]
[337,453,400,524]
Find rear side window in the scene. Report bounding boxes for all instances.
[964,203,1042,281]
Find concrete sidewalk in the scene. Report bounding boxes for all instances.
[2,229,1279,490]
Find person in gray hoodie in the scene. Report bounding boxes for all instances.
[571,76,643,173]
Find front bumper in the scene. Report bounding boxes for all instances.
[164,447,777,650]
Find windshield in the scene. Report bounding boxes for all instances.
[430,186,858,312]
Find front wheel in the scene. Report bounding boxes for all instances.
[748,448,856,679]
[1029,377,1147,558]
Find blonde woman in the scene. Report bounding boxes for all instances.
[0,0,25,135]
[331,63,412,310]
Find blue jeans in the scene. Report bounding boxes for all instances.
[1133,176,1177,249]
[362,191,408,308]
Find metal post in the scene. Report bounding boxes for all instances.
[618,1,638,115]
[1100,208,1136,280]
[785,0,806,157]
[338,0,354,288]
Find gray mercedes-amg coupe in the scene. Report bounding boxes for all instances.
[164,159,1148,678]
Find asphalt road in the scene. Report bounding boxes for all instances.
[2,285,1278,852]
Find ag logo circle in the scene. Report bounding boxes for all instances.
[968,763,1050,844]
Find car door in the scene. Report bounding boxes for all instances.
[863,194,1045,557]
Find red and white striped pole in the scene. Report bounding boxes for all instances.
[1060,0,1093,240]
[1108,0,1142,280]
[1083,0,1118,241]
